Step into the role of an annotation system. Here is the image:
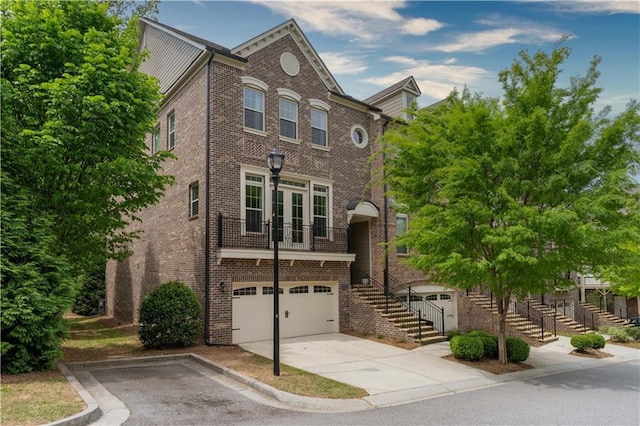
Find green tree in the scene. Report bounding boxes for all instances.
[1,0,173,372]
[383,44,640,363]
[1,0,173,266]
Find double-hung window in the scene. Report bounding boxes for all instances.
[245,175,263,233]
[311,108,327,147]
[152,124,161,153]
[279,98,297,139]
[243,87,264,131]
[313,185,328,237]
[168,112,175,150]
[396,214,408,255]
[189,183,199,218]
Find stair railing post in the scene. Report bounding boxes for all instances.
[591,313,595,330]
[418,309,422,341]
[440,306,445,336]
[527,300,530,321]
[563,299,566,317]
[583,313,586,334]
[553,312,557,336]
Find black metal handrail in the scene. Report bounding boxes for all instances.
[351,266,445,337]
[510,300,557,339]
[217,213,348,253]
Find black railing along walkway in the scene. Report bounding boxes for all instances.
[351,266,445,337]
[217,214,348,253]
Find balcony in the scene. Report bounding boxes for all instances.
[215,214,355,266]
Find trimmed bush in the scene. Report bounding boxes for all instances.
[467,330,492,338]
[138,281,202,349]
[478,335,499,359]
[446,329,461,341]
[449,334,462,353]
[570,334,592,352]
[451,335,484,361]
[505,337,530,362]
[586,333,606,349]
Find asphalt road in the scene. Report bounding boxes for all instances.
[91,359,640,425]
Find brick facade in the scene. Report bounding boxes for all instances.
[104,19,436,344]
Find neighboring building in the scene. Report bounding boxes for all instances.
[105,18,450,345]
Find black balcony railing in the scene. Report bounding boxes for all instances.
[217,213,349,253]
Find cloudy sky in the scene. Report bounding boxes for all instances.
[157,0,639,115]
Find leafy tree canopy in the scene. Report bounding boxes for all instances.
[1,0,173,268]
[383,43,640,361]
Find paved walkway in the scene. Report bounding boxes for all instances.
[56,334,640,425]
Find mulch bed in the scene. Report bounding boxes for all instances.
[442,355,534,374]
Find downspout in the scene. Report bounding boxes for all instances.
[204,52,212,345]
[203,51,235,347]
[382,118,390,307]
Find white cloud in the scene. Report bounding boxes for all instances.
[401,17,445,36]
[539,1,640,14]
[364,58,492,100]
[430,15,568,53]
[250,0,444,42]
[319,52,368,74]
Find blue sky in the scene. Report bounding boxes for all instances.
[157,1,639,115]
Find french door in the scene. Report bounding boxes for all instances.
[273,188,306,249]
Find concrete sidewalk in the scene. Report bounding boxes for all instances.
[57,334,639,425]
[240,333,640,407]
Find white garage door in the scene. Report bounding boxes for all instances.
[232,281,339,344]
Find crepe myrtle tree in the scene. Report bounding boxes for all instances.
[382,43,640,364]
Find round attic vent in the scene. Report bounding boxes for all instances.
[280,52,300,77]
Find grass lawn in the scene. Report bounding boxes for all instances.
[1,314,367,426]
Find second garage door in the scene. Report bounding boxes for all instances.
[232,281,339,344]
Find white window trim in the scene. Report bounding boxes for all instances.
[396,213,408,256]
[240,167,334,237]
[278,90,300,144]
[168,111,175,150]
[240,170,268,235]
[189,182,199,218]
[310,103,329,151]
[243,77,268,135]
[350,124,369,148]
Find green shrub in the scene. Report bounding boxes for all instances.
[446,329,461,341]
[625,327,640,341]
[449,334,462,353]
[72,266,105,316]
[570,334,592,352]
[138,281,202,349]
[451,335,484,361]
[478,335,499,359]
[467,330,492,338]
[505,337,530,362]
[599,326,631,342]
[586,333,606,349]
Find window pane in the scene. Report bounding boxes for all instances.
[397,215,407,254]
[168,113,175,149]
[311,109,327,146]
[280,119,296,139]
[292,192,303,243]
[190,184,199,217]
[244,87,264,130]
[312,128,326,146]
[245,178,263,232]
[313,191,327,237]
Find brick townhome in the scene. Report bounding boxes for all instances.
[105,18,455,345]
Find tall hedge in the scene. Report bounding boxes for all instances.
[138,281,202,349]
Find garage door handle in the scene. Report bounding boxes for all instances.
[285,310,289,318]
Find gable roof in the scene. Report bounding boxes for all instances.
[232,19,344,95]
[364,76,421,105]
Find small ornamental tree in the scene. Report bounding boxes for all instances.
[138,281,202,349]
[383,43,640,364]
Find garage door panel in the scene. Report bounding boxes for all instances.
[232,282,338,344]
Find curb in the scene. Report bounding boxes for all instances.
[55,353,372,425]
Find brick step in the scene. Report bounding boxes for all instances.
[414,335,448,346]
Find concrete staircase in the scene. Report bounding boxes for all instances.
[577,302,630,328]
[352,284,447,346]
[525,298,591,334]
[467,292,559,343]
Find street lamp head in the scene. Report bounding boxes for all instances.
[267,147,285,176]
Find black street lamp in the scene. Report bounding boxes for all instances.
[267,147,284,376]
